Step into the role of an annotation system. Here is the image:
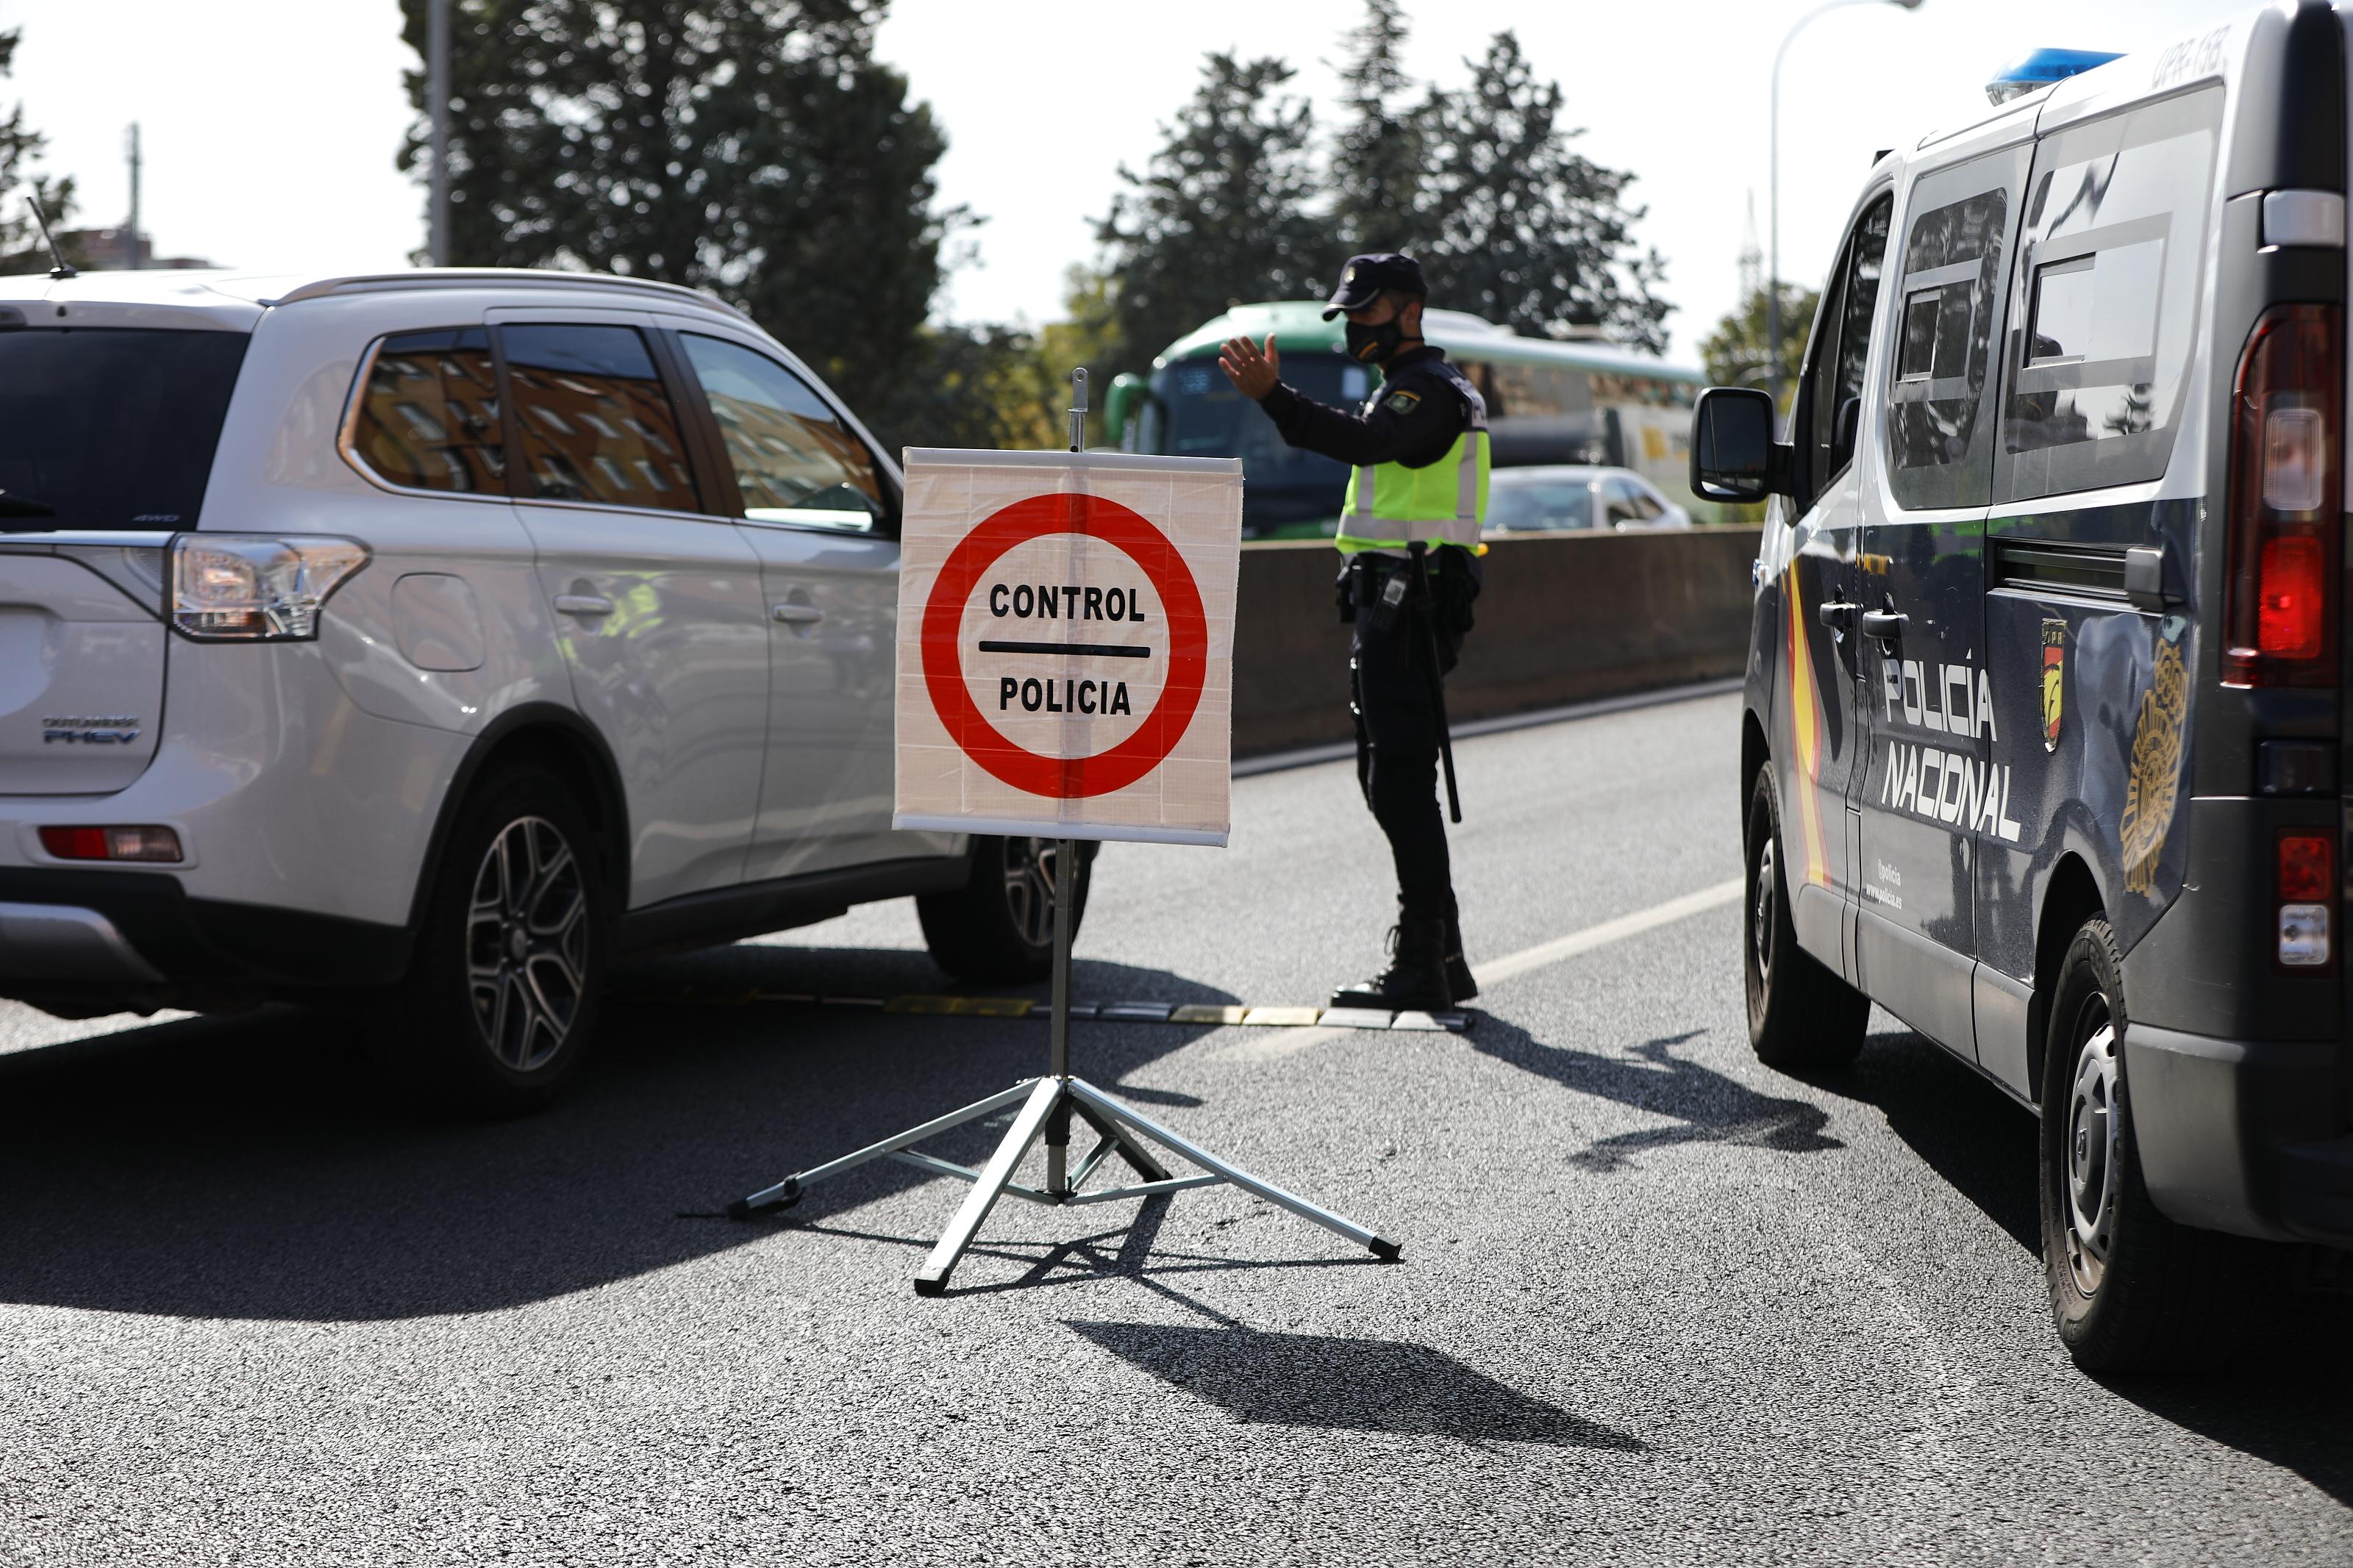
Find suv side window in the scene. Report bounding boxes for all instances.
[1799,195,1893,506]
[1886,146,2029,508]
[1999,85,2224,500]
[347,328,507,494]
[676,332,888,531]
[499,323,700,512]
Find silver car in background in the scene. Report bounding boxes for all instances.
[1483,464,1693,535]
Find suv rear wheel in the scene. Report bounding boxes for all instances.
[1743,767,1868,1070]
[917,835,1093,984]
[2038,915,2263,1371]
[369,765,608,1116]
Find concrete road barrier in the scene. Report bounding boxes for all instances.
[1231,526,1762,756]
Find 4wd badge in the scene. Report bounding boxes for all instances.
[2040,620,2065,753]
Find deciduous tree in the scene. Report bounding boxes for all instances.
[396,0,952,434]
[0,28,79,274]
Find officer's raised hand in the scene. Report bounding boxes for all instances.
[1218,334,1280,400]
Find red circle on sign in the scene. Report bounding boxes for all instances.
[921,493,1207,799]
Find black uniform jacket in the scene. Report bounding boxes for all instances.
[1255,345,1471,471]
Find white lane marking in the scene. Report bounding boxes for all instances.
[1211,877,1745,1064]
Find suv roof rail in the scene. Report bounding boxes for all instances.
[260,268,751,323]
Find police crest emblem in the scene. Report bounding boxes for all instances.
[2040,618,2065,752]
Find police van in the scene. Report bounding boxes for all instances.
[1693,4,2352,1369]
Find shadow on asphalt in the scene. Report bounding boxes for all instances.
[1801,1025,2041,1253]
[1466,1020,1842,1170]
[0,943,1238,1323]
[1065,1320,1646,1450]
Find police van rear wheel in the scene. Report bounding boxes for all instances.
[918,835,1095,984]
[2038,916,2260,1372]
[1743,767,1867,1070]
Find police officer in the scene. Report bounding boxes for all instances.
[1218,252,1487,1013]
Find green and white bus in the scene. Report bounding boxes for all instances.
[1103,299,1710,538]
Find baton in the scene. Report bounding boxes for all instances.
[1407,542,1462,825]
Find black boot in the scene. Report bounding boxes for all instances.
[1443,915,1477,1003]
[1329,916,1454,1013]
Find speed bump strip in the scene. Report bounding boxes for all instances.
[1240,1006,1324,1028]
[885,995,1035,1017]
[668,989,1469,1032]
[1170,1003,1249,1025]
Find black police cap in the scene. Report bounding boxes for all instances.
[1322,253,1427,319]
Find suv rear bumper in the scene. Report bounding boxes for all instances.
[2126,1021,2353,1245]
[0,867,411,1014]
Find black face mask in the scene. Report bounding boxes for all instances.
[1345,318,1407,365]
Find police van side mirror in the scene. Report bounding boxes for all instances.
[1690,386,1793,503]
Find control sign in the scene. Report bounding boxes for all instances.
[893,449,1243,846]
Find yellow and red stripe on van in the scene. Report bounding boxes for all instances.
[1782,565,1832,889]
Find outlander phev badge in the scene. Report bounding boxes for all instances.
[41,715,142,745]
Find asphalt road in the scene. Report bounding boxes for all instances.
[3,689,2349,1566]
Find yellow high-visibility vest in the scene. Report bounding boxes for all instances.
[1335,366,1490,554]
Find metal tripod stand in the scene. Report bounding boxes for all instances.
[726,834,1400,1293]
[724,371,1402,1296]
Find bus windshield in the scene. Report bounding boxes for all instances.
[1150,353,1371,487]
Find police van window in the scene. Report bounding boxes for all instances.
[1802,195,1893,502]
[678,333,886,530]
[1999,86,2223,501]
[500,323,699,512]
[1885,145,2028,509]
[349,328,507,494]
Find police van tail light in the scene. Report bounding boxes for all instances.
[2223,304,2341,687]
[171,535,368,641]
[2275,828,2335,971]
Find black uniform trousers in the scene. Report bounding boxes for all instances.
[1350,588,1460,927]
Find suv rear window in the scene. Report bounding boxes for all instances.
[0,327,248,531]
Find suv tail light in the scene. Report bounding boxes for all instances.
[39,825,183,863]
[171,535,368,641]
[2224,304,2342,686]
[2276,828,2335,970]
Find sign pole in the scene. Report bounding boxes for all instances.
[1043,368,1088,1200]
[726,375,1400,1293]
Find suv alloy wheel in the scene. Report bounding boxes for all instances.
[917,835,1094,984]
[369,765,609,1115]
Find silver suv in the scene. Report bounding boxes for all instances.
[0,268,1084,1111]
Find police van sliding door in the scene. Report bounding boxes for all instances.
[1856,140,2031,1059]
[1778,196,1891,977]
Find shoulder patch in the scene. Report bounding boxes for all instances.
[1382,389,1423,415]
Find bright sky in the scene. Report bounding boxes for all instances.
[5,0,2261,361]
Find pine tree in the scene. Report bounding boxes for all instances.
[395,0,953,427]
[1422,32,1668,351]
[1327,0,1427,257]
[0,28,79,274]
[1093,54,1327,373]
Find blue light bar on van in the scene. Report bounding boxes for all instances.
[1985,48,2122,105]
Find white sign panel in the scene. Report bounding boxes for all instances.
[893,449,1243,847]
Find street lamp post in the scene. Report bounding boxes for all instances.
[1768,0,1924,417]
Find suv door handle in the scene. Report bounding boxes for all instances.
[1860,609,1908,641]
[554,594,615,617]
[771,602,825,626]
[1818,601,1858,632]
